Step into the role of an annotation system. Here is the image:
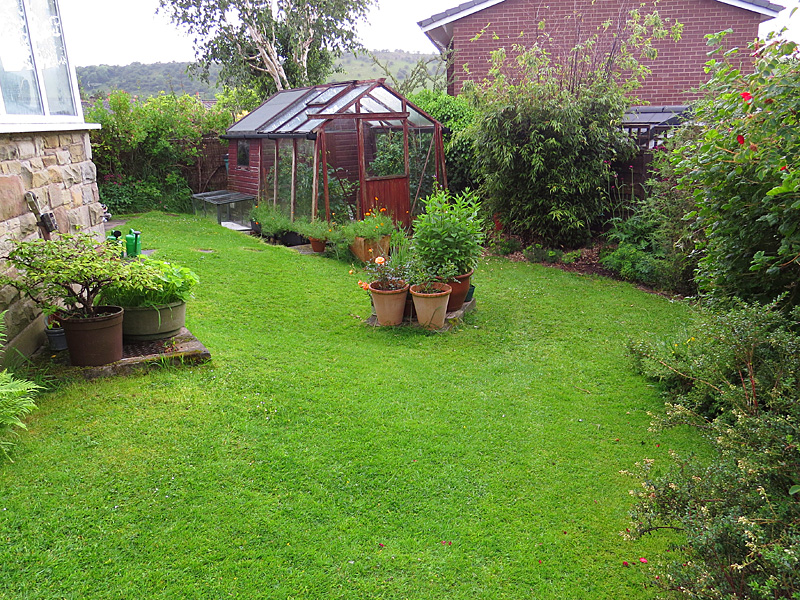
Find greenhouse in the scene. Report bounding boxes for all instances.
[221,79,447,228]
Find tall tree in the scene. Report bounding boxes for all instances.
[159,0,374,96]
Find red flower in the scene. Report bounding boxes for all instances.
[741,91,753,102]
[780,166,788,171]
[622,561,630,567]
[737,134,745,145]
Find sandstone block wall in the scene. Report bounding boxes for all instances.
[0,130,105,361]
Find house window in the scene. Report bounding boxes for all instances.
[237,140,250,167]
[0,0,78,119]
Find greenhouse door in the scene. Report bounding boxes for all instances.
[361,118,411,228]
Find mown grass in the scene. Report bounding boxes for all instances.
[0,213,696,599]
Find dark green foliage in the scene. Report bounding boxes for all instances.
[603,128,701,294]
[0,316,39,460]
[77,62,223,100]
[466,10,681,246]
[86,91,232,214]
[674,35,800,307]
[473,77,635,246]
[627,300,800,598]
[410,90,479,194]
[600,243,664,287]
[159,0,374,97]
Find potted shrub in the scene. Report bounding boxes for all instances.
[342,208,396,262]
[406,258,457,330]
[295,218,337,253]
[412,188,486,311]
[0,233,161,366]
[250,204,291,242]
[99,257,199,341]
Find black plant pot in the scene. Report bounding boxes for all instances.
[279,231,309,247]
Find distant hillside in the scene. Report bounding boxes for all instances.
[76,51,440,100]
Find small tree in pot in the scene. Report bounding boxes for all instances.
[412,188,486,311]
[0,233,161,366]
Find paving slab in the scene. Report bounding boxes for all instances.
[39,327,211,379]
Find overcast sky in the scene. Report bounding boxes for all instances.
[59,0,800,67]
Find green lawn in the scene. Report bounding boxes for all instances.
[1,213,696,599]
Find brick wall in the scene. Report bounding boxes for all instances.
[448,0,763,104]
[0,130,105,360]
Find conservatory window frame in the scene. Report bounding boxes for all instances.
[0,0,85,129]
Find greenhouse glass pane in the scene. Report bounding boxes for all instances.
[324,84,371,114]
[370,87,402,112]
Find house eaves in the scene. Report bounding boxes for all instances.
[418,0,784,52]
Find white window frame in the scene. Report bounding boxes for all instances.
[0,0,87,131]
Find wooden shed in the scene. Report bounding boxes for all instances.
[222,80,447,228]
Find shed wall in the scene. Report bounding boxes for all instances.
[227,139,261,197]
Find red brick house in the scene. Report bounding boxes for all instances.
[418,0,783,104]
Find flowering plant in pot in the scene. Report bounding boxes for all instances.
[412,188,485,311]
[99,257,199,341]
[358,249,409,326]
[0,233,162,365]
[342,208,397,262]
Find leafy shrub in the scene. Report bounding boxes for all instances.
[603,126,701,294]
[99,257,199,307]
[340,209,397,243]
[674,35,800,306]
[601,242,665,287]
[412,188,486,275]
[250,204,292,238]
[466,9,681,246]
[410,90,479,194]
[86,91,232,214]
[0,317,39,460]
[626,300,800,598]
[491,236,522,256]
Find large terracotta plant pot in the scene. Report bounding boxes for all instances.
[445,269,473,312]
[369,282,409,326]
[350,235,391,262]
[410,283,452,330]
[61,306,124,366]
[122,301,186,341]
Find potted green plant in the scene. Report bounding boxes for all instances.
[43,313,67,352]
[99,257,199,341]
[295,218,337,253]
[342,208,397,262]
[0,233,161,366]
[412,188,486,311]
[250,204,292,242]
[406,258,458,330]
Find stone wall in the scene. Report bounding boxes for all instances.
[0,130,105,361]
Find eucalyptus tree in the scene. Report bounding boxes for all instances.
[159,0,375,96]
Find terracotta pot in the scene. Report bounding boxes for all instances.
[445,269,474,312]
[61,306,124,366]
[410,283,452,330]
[350,235,391,263]
[369,282,409,326]
[308,237,326,253]
[122,301,186,341]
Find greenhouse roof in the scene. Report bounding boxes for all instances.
[224,80,441,140]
